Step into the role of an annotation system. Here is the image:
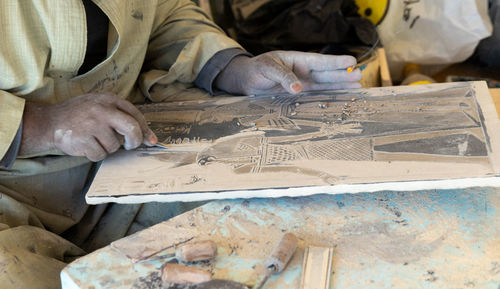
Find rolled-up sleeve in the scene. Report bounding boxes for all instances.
[194,48,252,94]
[0,91,25,169]
[139,0,246,100]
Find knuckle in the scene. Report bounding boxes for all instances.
[257,54,276,65]
[103,136,121,153]
[88,151,107,162]
[125,123,141,135]
[130,134,142,147]
[286,71,297,80]
[124,130,143,148]
[342,56,357,67]
[124,139,141,150]
[109,139,121,153]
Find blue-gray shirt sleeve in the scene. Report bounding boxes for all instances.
[0,121,22,169]
[194,48,252,94]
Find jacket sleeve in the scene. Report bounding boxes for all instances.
[0,91,25,168]
[138,0,245,101]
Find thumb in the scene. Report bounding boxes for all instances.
[259,56,303,94]
[112,97,158,146]
[142,127,158,147]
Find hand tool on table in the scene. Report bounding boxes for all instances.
[160,245,251,288]
[162,264,250,289]
[162,263,212,285]
[142,240,217,263]
[253,232,299,289]
[163,233,298,289]
[162,263,252,289]
[159,240,224,288]
[196,279,249,289]
[158,240,250,289]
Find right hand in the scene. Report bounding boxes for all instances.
[20,93,157,162]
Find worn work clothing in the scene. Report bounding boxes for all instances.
[78,0,110,75]
[0,0,243,288]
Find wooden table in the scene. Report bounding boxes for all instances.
[61,187,500,289]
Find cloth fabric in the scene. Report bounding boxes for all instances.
[227,0,378,54]
[0,122,21,169]
[0,0,243,162]
[78,0,110,75]
[0,157,95,289]
[475,0,500,68]
[194,48,253,94]
[0,0,244,288]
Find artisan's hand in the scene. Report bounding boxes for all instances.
[20,93,157,162]
[214,51,362,95]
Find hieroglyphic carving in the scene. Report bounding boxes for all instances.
[87,82,500,204]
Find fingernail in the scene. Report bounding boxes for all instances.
[291,82,302,92]
[149,134,158,145]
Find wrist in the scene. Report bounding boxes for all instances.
[19,102,56,155]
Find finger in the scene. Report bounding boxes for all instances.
[83,137,108,162]
[276,51,357,71]
[247,81,362,95]
[311,69,362,83]
[243,86,290,96]
[113,98,158,146]
[258,55,302,94]
[93,127,121,154]
[301,81,362,91]
[105,109,144,150]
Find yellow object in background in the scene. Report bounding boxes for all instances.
[401,63,436,86]
[409,80,434,85]
[354,0,389,25]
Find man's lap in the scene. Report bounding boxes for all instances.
[0,154,206,288]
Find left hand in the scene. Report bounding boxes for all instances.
[214,51,362,95]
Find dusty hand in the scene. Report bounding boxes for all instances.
[20,93,157,162]
[214,51,362,95]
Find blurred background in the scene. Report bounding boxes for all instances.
[194,0,500,88]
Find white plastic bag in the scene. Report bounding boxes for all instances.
[378,0,493,65]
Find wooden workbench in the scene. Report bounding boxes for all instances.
[61,188,500,289]
[61,88,500,288]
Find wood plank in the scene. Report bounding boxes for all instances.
[377,48,393,87]
[86,82,500,204]
[490,88,500,119]
[300,246,333,289]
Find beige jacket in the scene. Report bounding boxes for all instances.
[0,0,242,161]
[0,0,242,233]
